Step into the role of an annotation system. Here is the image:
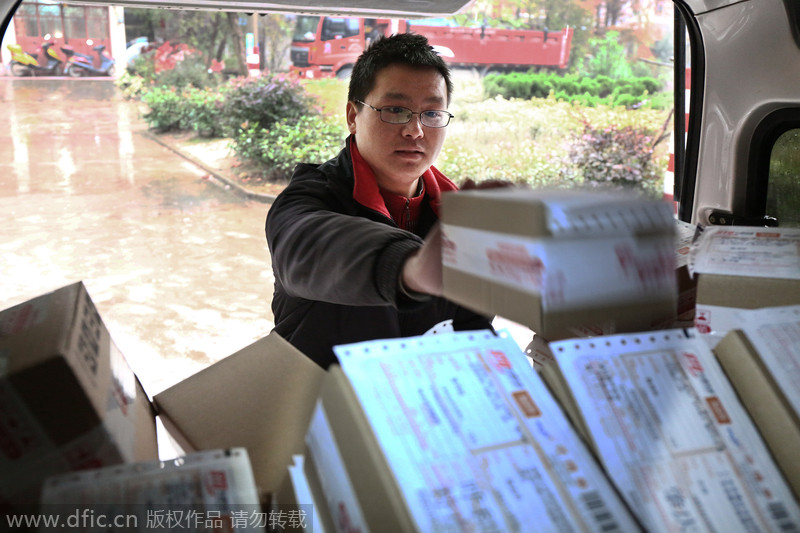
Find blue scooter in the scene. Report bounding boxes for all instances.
[62,44,116,77]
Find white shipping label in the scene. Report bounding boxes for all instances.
[335,330,641,533]
[549,329,800,533]
[442,224,675,311]
[690,226,800,279]
[674,219,698,269]
[305,404,368,533]
[42,448,263,531]
[545,193,675,237]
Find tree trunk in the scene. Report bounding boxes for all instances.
[205,14,221,68]
[227,12,247,76]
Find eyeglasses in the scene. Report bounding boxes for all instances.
[356,100,454,128]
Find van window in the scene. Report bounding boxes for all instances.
[320,17,359,40]
[293,15,319,42]
[767,129,800,227]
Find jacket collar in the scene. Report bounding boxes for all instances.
[349,135,458,218]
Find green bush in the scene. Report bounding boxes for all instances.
[183,87,226,137]
[221,75,315,137]
[142,87,187,132]
[233,115,347,181]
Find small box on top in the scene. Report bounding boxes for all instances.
[440,188,678,340]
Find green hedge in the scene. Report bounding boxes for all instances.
[482,71,668,109]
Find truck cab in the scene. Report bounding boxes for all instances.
[289,15,371,79]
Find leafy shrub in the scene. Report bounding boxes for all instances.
[141,87,187,131]
[233,115,347,181]
[183,87,226,137]
[566,120,662,196]
[221,75,315,137]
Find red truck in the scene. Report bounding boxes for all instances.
[290,15,574,79]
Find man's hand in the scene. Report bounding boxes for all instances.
[401,223,444,297]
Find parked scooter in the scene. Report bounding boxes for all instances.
[62,44,115,77]
[6,41,64,76]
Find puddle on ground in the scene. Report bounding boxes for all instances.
[0,78,275,396]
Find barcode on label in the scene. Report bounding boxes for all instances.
[580,490,621,532]
[767,502,799,532]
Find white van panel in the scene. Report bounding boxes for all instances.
[691,0,800,224]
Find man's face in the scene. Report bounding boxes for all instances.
[346,64,449,197]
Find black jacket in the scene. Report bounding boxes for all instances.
[265,138,493,368]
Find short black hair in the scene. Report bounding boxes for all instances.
[347,32,453,105]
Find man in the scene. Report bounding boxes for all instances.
[265,33,493,368]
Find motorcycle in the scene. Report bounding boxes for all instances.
[62,44,116,77]
[6,41,64,76]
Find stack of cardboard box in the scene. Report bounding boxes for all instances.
[690,225,800,345]
[4,190,799,533]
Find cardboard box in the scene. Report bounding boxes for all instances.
[714,306,800,502]
[691,226,800,343]
[0,282,158,505]
[441,188,677,340]
[153,331,326,503]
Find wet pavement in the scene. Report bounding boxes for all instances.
[0,78,275,396]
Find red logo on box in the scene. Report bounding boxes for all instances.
[695,309,711,334]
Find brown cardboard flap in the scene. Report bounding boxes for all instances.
[153,331,325,496]
[443,266,675,340]
[714,330,800,502]
[442,188,552,237]
[697,274,800,309]
[2,282,80,375]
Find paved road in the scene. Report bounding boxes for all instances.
[0,78,275,396]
